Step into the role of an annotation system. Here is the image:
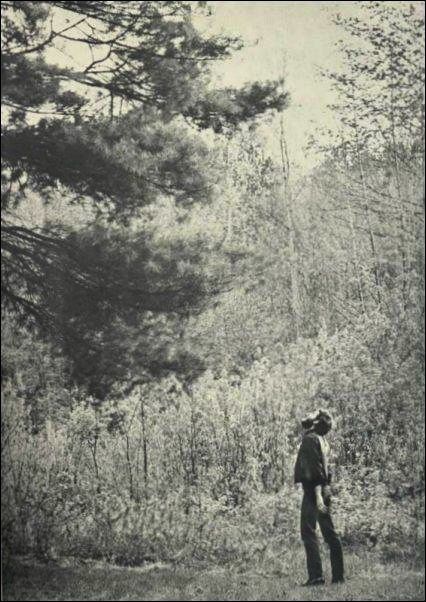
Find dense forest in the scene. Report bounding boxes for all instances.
[1,0,424,572]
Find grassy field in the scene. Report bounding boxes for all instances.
[2,552,424,601]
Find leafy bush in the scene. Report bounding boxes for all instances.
[2,310,423,565]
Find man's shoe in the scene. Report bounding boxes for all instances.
[302,577,325,586]
[332,577,345,584]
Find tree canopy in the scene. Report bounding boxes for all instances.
[1,1,289,393]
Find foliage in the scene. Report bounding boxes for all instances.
[1,0,424,574]
[2,312,424,564]
[1,0,288,365]
[1,1,288,122]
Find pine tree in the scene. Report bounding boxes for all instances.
[1,1,289,392]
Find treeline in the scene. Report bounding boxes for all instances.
[1,1,424,566]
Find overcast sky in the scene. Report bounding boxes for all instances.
[195,1,424,169]
[41,1,425,171]
[194,1,357,169]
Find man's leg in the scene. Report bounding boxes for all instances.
[301,489,324,582]
[318,508,344,582]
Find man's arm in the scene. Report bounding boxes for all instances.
[314,484,328,514]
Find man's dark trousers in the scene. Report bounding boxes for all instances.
[301,486,344,582]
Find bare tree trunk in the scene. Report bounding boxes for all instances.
[225,141,234,243]
[352,119,382,306]
[125,432,134,500]
[279,117,301,338]
[89,433,100,493]
[140,397,148,493]
[109,92,114,122]
[339,133,367,314]
[388,46,408,310]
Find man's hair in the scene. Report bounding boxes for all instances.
[316,409,332,427]
[301,408,333,430]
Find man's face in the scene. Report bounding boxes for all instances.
[315,421,332,436]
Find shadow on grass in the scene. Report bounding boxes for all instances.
[2,552,425,601]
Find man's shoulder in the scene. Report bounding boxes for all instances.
[302,431,321,448]
[303,431,320,441]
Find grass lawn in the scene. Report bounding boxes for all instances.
[2,551,424,601]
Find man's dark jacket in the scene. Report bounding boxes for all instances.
[294,431,330,487]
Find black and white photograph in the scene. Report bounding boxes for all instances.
[1,1,425,600]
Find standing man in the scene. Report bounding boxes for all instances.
[294,409,345,586]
